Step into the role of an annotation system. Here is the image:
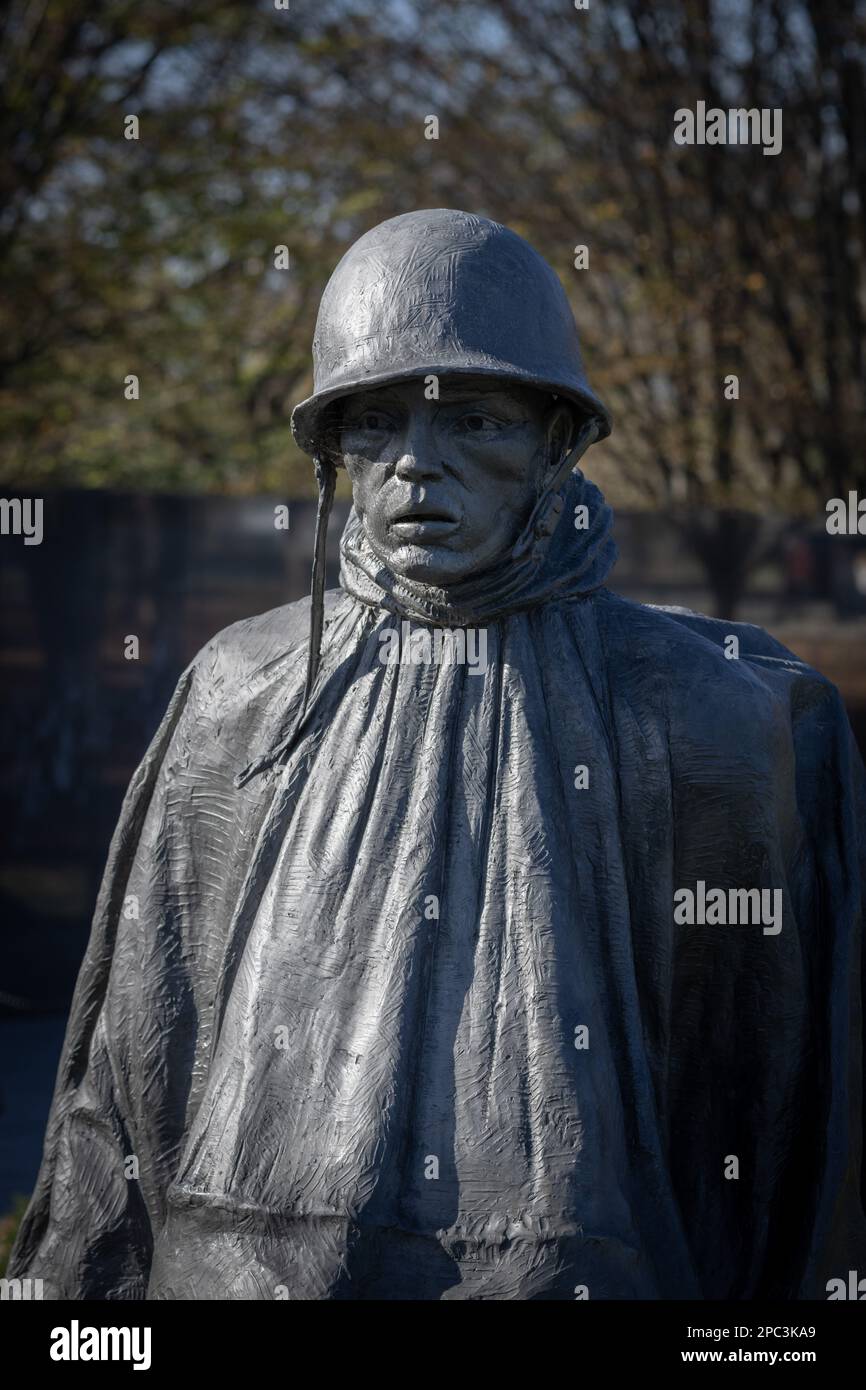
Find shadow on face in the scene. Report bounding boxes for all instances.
[322,374,579,585]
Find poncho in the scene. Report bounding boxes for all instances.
[10,471,866,1300]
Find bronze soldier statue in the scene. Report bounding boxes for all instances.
[10,209,866,1299]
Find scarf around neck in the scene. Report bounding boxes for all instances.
[236,469,616,786]
[339,468,617,626]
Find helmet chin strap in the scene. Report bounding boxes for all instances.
[303,452,338,711]
[234,450,336,788]
[511,414,601,561]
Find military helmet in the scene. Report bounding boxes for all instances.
[291,208,612,455]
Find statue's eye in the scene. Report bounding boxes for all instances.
[359,412,389,431]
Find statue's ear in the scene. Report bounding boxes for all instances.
[542,401,581,488]
[542,402,601,495]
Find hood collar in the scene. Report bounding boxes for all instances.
[339,468,617,626]
[235,466,616,787]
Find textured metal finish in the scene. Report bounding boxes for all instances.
[9,214,866,1302]
[291,209,612,455]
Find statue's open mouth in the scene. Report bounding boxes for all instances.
[388,510,460,540]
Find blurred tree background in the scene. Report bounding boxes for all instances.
[1,2,863,552]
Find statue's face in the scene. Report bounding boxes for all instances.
[337,375,575,585]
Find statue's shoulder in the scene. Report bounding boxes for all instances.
[595,588,843,726]
[189,588,348,701]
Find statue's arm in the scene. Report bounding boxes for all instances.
[798,690,866,1295]
[7,664,198,1299]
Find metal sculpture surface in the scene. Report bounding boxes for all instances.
[10,210,866,1300]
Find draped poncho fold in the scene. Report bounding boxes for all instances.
[10,472,866,1299]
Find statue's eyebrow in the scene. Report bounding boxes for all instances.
[436,388,531,414]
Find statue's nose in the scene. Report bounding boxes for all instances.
[394,413,444,481]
